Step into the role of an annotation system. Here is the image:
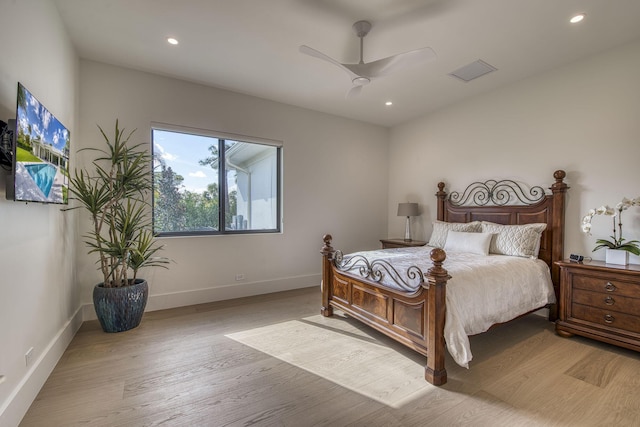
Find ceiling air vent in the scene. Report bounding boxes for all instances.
[448,60,497,82]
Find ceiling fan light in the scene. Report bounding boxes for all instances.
[353,76,370,86]
[570,13,585,24]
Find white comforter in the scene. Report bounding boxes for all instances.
[342,246,556,368]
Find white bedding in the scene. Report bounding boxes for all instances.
[340,246,556,368]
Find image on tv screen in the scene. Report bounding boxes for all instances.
[14,83,70,204]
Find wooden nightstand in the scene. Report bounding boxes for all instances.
[555,260,640,352]
[380,239,427,249]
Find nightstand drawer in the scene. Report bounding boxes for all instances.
[572,303,640,335]
[572,288,638,313]
[382,242,409,249]
[380,239,427,249]
[573,274,640,299]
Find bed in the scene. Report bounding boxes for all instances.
[320,170,569,385]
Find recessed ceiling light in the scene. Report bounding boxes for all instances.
[385,101,393,106]
[167,37,179,45]
[570,13,585,24]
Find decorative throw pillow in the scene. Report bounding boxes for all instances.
[480,222,547,257]
[444,231,493,256]
[428,221,482,248]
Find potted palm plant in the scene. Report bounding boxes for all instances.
[68,120,169,332]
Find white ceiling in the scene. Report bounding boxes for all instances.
[53,0,640,127]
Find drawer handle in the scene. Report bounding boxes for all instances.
[604,296,615,306]
[604,314,615,324]
[604,282,616,292]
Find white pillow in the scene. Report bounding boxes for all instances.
[444,231,493,256]
[428,221,482,248]
[480,222,547,258]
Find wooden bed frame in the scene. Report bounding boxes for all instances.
[320,170,569,385]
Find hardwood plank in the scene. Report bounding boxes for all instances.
[564,348,622,388]
[422,390,549,427]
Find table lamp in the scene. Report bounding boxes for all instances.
[397,202,419,241]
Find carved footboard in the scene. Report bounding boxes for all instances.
[321,234,450,386]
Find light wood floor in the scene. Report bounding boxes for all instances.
[20,287,640,426]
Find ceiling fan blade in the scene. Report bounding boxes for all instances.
[356,47,437,78]
[345,85,363,99]
[299,45,358,79]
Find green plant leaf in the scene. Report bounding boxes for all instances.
[616,243,640,256]
[592,239,616,252]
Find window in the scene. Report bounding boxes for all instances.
[152,125,281,236]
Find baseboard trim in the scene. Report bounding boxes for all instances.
[0,306,84,427]
[82,274,321,321]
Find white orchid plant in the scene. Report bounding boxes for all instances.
[581,197,640,256]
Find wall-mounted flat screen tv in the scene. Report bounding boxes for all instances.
[7,82,70,204]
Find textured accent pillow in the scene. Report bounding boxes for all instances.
[444,231,493,256]
[481,222,547,258]
[428,221,482,248]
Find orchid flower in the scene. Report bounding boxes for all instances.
[581,197,640,256]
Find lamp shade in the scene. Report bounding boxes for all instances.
[397,202,419,217]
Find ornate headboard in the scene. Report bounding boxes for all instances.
[435,170,569,308]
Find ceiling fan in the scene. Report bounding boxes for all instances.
[300,20,437,98]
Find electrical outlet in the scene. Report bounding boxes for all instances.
[235,273,245,281]
[25,347,34,367]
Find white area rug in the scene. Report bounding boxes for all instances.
[226,314,436,408]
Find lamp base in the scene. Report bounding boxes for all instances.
[404,216,412,242]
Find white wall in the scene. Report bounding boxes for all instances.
[0,1,80,425]
[77,60,390,313]
[388,39,640,264]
